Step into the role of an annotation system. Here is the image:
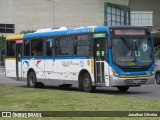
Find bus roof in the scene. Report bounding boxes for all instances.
[6,34,24,40]
[24,26,110,39]
[5,26,149,40]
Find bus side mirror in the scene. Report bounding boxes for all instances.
[108,40,112,48]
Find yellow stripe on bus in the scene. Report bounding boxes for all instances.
[6,34,24,40]
[91,59,94,74]
[5,58,16,60]
[92,28,95,32]
[120,74,151,78]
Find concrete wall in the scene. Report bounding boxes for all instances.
[0,0,129,34]
[129,0,160,30]
[54,0,129,27]
[0,0,53,34]
[53,0,104,27]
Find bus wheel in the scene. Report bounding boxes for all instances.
[155,73,160,84]
[82,73,95,92]
[27,71,38,88]
[37,82,44,88]
[117,86,129,92]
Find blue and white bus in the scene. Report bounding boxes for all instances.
[5,26,155,92]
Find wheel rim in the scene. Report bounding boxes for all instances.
[84,76,90,89]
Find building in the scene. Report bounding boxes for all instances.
[129,0,160,30]
[0,0,160,35]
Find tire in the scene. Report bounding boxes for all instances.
[27,71,38,88]
[155,73,160,84]
[117,86,129,92]
[82,73,95,92]
[37,82,44,88]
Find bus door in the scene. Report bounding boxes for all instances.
[16,40,23,80]
[94,37,106,85]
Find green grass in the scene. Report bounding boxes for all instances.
[0,84,160,120]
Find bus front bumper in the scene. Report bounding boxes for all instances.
[110,74,155,87]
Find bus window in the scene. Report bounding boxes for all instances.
[31,38,43,56]
[6,41,16,57]
[58,36,74,56]
[65,36,74,56]
[59,37,65,55]
[75,35,90,56]
[24,39,30,56]
[46,38,54,56]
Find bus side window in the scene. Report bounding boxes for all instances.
[75,34,90,56]
[31,40,35,56]
[55,37,59,56]
[6,41,16,57]
[46,38,53,56]
[24,39,30,56]
[31,38,43,57]
[65,36,74,56]
[74,36,78,55]
[59,37,65,55]
[58,36,74,56]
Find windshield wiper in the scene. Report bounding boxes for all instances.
[121,37,130,49]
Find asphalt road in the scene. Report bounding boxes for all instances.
[0,73,160,99]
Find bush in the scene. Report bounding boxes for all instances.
[20,30,35,34]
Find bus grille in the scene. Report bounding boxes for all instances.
[124,78,148,85]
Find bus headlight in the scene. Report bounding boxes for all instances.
[112,69,119,77]
[152,70,155,75]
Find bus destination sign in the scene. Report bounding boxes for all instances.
[115,29,146,36]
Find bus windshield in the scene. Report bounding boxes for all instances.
[112,37,153,67]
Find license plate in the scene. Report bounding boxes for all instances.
[133,79,140,84]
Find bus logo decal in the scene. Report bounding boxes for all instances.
[23,61,29,67]
[62,61,69,67]
[36,60,42,67]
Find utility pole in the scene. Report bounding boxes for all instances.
[53,0,55,28]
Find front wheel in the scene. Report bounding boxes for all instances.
[155,73,160,84]
[82,73,95,92]
[117,86,129,92]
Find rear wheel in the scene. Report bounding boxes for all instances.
[155,73,160,84]
[117,86,129,92]
[27,71,44,88]
[82,73,95,92]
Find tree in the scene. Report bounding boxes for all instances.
[0,34,5,50]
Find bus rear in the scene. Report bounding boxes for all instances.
[108,26,155,91]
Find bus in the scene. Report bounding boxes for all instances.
[5,26,155,92]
